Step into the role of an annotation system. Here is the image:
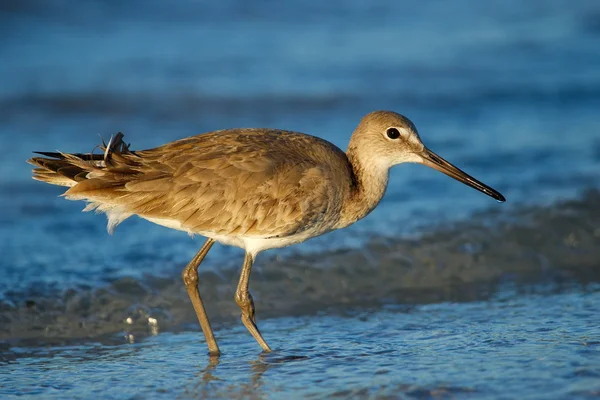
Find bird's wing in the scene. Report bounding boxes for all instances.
[67,129,343,237]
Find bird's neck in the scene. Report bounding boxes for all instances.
[339,145,390,228]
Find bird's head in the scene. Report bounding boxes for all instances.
[348,110,505,202]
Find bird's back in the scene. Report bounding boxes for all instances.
[29,129,354,240]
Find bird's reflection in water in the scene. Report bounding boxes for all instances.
[184,352,309,399]
[199,355,220,384]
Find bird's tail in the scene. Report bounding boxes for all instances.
[27,133,132,188]
[27,133,145,233]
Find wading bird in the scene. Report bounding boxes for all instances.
[29,111,505,356]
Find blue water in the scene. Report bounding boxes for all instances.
[2,288,599,399]
[1,0,600,398]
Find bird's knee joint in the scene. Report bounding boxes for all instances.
[235,293,251,309]
[182,268,198,287]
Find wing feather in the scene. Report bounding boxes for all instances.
[57,129,350,236]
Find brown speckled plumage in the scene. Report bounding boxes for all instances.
[31,128,358,239]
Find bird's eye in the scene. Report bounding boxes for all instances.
[386,128,400,139]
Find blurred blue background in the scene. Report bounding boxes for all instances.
[1,1,599,398]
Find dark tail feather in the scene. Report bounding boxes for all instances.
[27,132,132,187]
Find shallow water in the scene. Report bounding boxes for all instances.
[2,287,599,399]
[1,0,600,398]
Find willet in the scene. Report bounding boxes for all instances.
[28,110,505,356]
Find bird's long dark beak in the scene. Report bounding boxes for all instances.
[419,148,505,202]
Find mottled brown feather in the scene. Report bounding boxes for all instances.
[30,129,354,238]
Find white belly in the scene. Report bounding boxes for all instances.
[142,215,324,257]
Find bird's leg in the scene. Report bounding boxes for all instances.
[235,252,272,352]
[182,238,220,356]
